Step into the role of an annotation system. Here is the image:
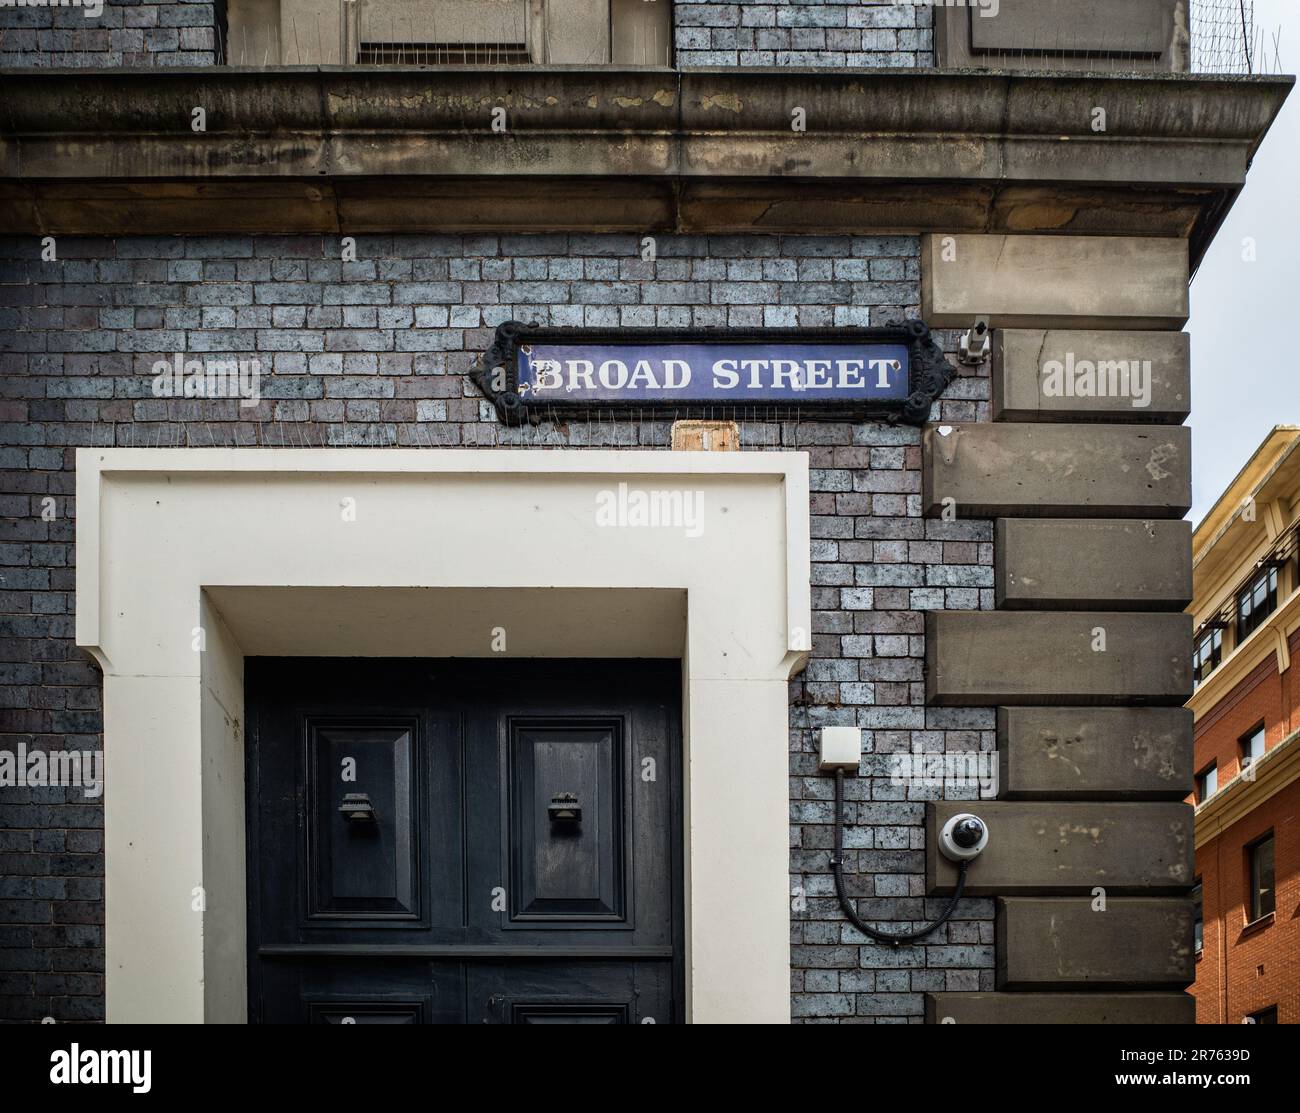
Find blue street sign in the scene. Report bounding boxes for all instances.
[515,341,911,403]
[469,322,956,427]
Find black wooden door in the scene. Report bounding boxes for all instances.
[246,659,683,1024]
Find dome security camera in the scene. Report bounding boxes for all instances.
[939,813,989,862]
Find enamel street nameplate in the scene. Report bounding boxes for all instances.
[519,339,909,402]
[471,322,955,427]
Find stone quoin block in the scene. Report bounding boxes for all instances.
[921,234,1189,329]
[925,611,1193,706]
[925,992,1195,1025]
[992,329,1191,423]
[995,519,1192,610]
[997,706,1194,800]
[922,423,1192,519]
[925,801,1194,895]
[996,897,1195,989]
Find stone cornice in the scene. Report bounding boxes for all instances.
[0,67,1291,249]
[1192,427,1300,604]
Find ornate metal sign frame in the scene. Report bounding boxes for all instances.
[470,320,956,427]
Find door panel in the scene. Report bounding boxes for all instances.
[507,717,626,922]
[308,1003,425,1024]
[306,719,420,920]
[467,960,673,1024]
[261,958,459,1024]
[246,659,682,1023]
[512,1005,628,1024]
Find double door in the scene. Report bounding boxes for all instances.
[246,658,682,1023]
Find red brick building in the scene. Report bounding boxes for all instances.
[1189,427,1300,1024]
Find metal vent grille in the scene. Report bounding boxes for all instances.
[356,41,530,65]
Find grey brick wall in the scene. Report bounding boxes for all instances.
[1,0,934,69]
[674,0,934,68]
[0,0,220,68]
[0,230,991,1022]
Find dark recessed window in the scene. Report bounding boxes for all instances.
[1196,763,1218,804]
[1248,833,1275,923]
[1237,565,1279,642]
[1247,1006,1277,1024]
[1193,627,1223,685]
[1240,724,1266,773]
[1191,881,1203,955]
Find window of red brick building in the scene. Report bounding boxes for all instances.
[1248,833,1276,923]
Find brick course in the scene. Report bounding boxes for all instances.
[0,0,220,67]
[674,0,934,68]
[2,0,932,69]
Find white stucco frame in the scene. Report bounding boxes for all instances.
[75,448,811,1024]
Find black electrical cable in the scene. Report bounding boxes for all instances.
[829,768,969,946]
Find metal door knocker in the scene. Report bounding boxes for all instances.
[339,792,376,824]
[547,792,582,828]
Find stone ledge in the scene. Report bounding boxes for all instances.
[925,991,1195,1024]
[0,67,1289,244]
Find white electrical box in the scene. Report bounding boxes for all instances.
[818,726,862,771]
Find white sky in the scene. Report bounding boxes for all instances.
[1188,0,1296,523]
